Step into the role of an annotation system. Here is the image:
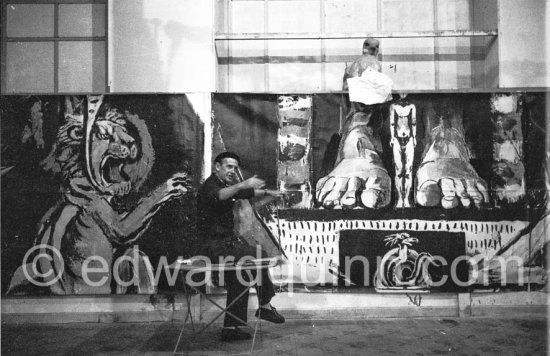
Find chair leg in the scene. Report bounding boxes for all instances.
[198,286,252,333]
[250,306,265,354]
[182,281,196,332]
[174,276,196,354]
[173,319,187,355]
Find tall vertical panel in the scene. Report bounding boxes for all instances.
[277,95,313,208]
[490,94,525,207]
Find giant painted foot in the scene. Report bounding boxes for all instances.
[316,157,391,209]
[416,124,489,209]
[316,111,391,209]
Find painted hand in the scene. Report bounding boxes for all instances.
[166,172,192,197]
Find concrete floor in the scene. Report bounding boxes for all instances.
[2,317,547,355]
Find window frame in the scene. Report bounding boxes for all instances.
[1,0,108,94]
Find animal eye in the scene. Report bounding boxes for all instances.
[68,126,83,140]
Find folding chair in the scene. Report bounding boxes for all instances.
[171,258,279,355]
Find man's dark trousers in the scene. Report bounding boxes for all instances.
[201,237,276,327]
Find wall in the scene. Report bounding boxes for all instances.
[3,1,547,94]
[215,0,501,92]
[109,0,214,93]
[215,0,549,92]
[498,0,548,88]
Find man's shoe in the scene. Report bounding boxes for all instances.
[255,306,285,324]
[221,327,252,342]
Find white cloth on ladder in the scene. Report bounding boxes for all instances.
[347,68,393,105]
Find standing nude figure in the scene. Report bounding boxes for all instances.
[390,95,416,208]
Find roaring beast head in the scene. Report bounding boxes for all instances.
[41,98,154,197]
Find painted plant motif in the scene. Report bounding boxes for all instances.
[375,232,439,290]
[8,95,192,295]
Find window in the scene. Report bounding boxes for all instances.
[1,0,107,93]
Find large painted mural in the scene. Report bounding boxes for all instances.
[1,92,547,295]
[213,92,548,291]
[1,95,202,294]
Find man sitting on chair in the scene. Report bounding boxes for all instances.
[197,152,286,342]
